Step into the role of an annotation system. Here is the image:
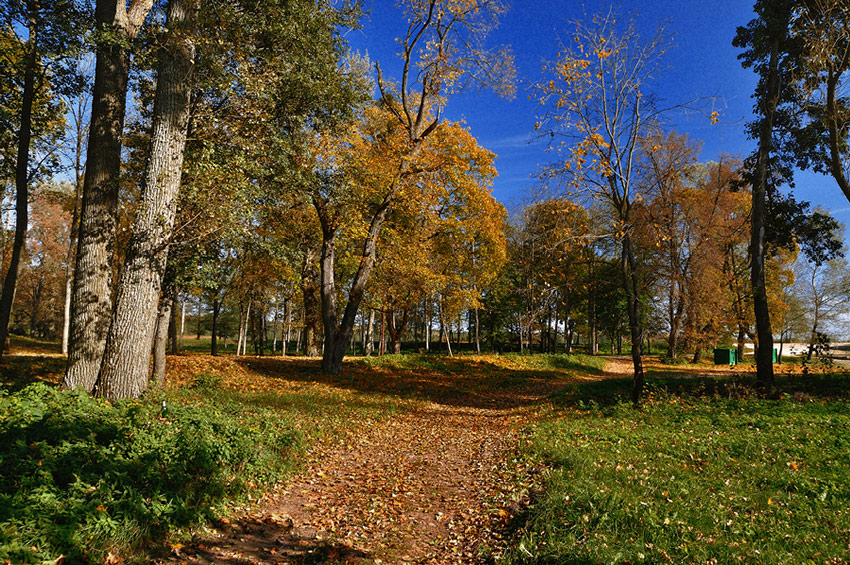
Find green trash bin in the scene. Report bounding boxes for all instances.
[713,348,737,365]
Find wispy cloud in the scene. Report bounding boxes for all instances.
[485,134,536,149]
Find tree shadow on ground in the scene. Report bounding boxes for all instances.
[227,354,610,411]
[150,514,372,564]
[548,370,850,411]
[0,354,64,391]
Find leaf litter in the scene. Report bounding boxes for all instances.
[142,353,620,564]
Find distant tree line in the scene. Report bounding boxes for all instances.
[2,0,850,403]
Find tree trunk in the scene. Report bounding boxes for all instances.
[736,327,747,363]
[667,295,685,359]
[425,300,431,351]
[62,80,87,356]
[301,248,322,357]
[295,305,303,353]
[210,297,220,356]
[379,311,386,356]
[807,322,818,360]
[152,293,172,387]
[238,302,250,355]
[364,309,375,356]
[62,272,73,354]
[94,0,195,400]
[387,308,409,354]
[692,347,702,364]
[64,0,152,391]
[0,16,37,361]
[28,274,45,337]
[751,38,780,391]
[474,306,480,354]
[623,235,646,405]
[283,299,290,356]
[169,294,178,355]
[179,299,185,348]
[272,299,279,354]
[255,302,265,356]
[589,255,598,355]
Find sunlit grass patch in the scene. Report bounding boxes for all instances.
[501,392,850,563]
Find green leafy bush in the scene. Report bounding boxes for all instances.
[0,383,301,563]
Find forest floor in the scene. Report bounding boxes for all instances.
[142,353,621,564]
[6,339,840,564]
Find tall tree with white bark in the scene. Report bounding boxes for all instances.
[63,0,153,390]
[93,0,197,400]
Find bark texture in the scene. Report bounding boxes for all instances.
[93,0,195,400]
[301,249,323,357]
[64,0,152,390]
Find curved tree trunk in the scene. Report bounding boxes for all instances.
[94,0,195,400]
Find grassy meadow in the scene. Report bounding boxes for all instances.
[1,340,849,563]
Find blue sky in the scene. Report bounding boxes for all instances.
[348,0,850,218]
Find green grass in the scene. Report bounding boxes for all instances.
[0,351,416,563]
[500,377,850,563]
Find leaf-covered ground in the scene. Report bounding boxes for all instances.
[145,353,610,564]
[8,341,838,564]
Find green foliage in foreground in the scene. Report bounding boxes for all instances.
[502,383,850,563]
[0,383,301,564]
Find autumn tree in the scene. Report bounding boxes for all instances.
[536,9,685,403]
[635,135,749,360]
[0,1,86,358]
[513,198,592,353]
[419,124,507,354]
[15,183,72,338]
[633,131,701,358]
[313,0,514,373]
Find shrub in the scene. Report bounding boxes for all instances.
[0,383,301,563]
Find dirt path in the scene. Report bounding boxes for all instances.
[159,403,531,564]
[153,357,628,565]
